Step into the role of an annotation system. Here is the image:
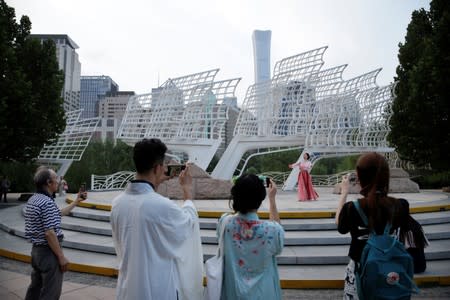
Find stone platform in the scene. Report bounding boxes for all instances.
[0,188,449,289]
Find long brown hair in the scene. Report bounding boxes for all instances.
[356,152,401,231]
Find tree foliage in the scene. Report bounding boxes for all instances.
[0,0,65,162]
[388,0,450,171]
[241,150,359,176]
[65,140,135,191]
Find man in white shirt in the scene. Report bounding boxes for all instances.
[110,138,203,300]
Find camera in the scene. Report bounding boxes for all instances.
[165,164,186,177]
[258,175,271,188]
[348,173,357,183]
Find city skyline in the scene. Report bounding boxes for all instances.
[8,0,429,103]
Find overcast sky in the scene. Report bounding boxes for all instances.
[8,0,429,103]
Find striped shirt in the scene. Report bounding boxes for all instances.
[24,192,63,245]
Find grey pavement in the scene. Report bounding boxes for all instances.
[1,257,450,299]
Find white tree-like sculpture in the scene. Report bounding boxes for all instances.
[211,46,395,190]
[38,110,100,176]
[117,70,241,169]
[91,171,135,190]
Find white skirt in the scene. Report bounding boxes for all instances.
[344,259,359,300]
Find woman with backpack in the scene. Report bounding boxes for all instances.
[335,152,418,299]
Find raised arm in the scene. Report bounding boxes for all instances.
[60,192,87,216]
[335,174,350,225]
[268,179,280,223]
[288,162,300,169]
[179,164,193,201]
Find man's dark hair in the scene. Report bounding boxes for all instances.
[231,174,266,214]
[133,138,167,174]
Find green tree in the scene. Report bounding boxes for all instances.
[0,0,65,162]
[388,0,450,171]
[65,140,134,191]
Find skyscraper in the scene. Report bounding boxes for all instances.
[252,30,272,135]
[80,76,119,118]
[30,34,81,112]
[252,30,271,84]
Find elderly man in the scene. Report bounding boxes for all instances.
[111,138,203,300]
[24,167,86,300]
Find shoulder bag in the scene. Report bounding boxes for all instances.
[203,214,233,300]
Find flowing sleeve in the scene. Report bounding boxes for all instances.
[156,200,198,258]
[176,202,203,300]
[267,221,285,256]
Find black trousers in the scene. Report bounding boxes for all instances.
[25,245,63,300]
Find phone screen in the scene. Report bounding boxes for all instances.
[265,177,271,187]
[79,183,86,199]
[166,165,186,177]
[348,173,357,183]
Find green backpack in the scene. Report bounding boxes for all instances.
[353,200,419,300]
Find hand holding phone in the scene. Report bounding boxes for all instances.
[165,164,186,177]
[79,183,87,200]
[348,172,357,183]
[258,176,271,188]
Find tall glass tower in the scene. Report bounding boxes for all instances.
[252,30,271,84]
[80,76,119,118]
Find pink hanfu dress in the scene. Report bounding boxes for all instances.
[296,161,319,201]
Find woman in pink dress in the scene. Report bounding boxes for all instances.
[289,153,319,201]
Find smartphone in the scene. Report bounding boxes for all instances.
[79,183,87,199]
[258,176,271,188]
[348,173,357,183]
[165,164,186,177]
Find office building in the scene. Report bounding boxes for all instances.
[80,75,119,118]
[30,34,81,112]
[252,30,271,84]
[98,91,135,124]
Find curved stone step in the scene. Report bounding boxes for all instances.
[4,204,450,246]
[1,230,450,287]
[25,203,450,235]
[4,221,450,265]
[64,205,450,229]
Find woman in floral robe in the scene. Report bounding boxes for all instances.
[218,174,284,300]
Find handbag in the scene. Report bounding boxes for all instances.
[203,214,232,300]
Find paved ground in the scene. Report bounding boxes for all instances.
[1,257,450,299]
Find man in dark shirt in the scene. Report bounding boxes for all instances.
[24,166,87,299]
[1,175,11,202]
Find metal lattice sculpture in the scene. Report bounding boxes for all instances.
[117,70,241,169]
[212,46,395,187]
[91,171,135,190]
[38,110,100,175]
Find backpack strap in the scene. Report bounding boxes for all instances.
[353,200,368,227]
[354,200,394,236]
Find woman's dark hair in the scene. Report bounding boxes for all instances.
[230,174,266,214]
[356,152,401,230]
[133,138,167,174]
[304,152,310,160]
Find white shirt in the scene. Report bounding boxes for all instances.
[111,181,203,300]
